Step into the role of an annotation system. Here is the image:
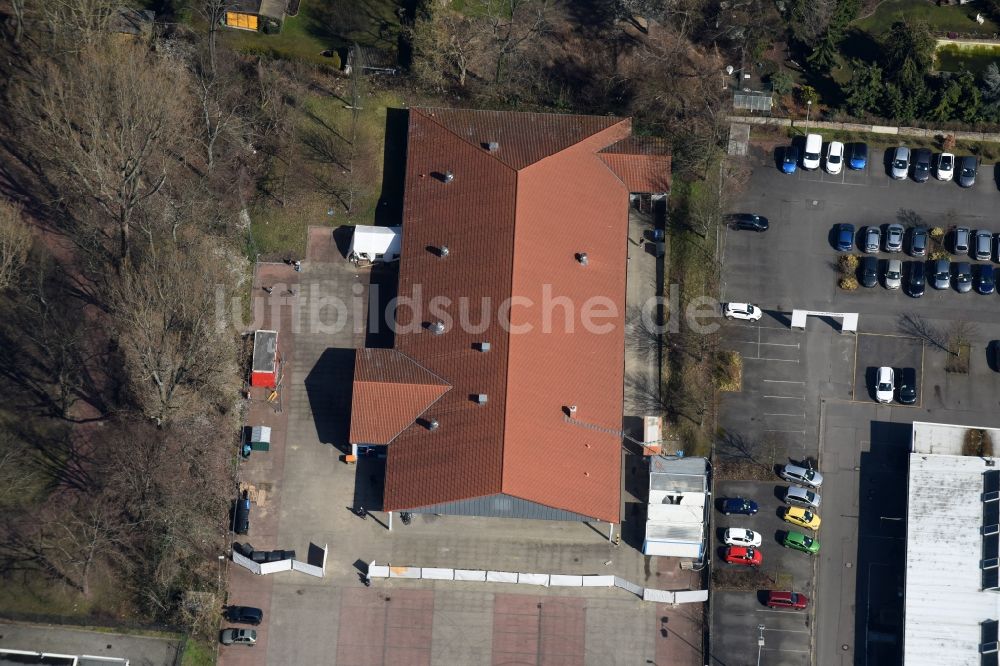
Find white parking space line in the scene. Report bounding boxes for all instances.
[762,647,811,653]
[744,356,800,363]
[762,379,805,384]
[764,429,806,434]
[758,341,800,348]
[763,413,805,418]
[764,395,805,400]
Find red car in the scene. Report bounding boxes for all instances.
[723,546,762,567]
[766,591,808,610]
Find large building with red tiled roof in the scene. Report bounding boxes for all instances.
[348,107,670,524]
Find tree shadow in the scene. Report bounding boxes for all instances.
[304,0,402,51]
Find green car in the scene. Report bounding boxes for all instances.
[783,531,820,555]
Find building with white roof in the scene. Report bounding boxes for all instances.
[905,421,1000,666]
[642,455,707,558]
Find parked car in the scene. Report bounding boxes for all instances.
[912,148,932,182]
[722,498,759,515]
[220,628,257,646]
[849,142,868,170]
[891,146,910,179]
[784,486,821,510]
[225,606,264,625]
[976,229,993,261]
[979,264,996,295]
[836,223,855,251]
[766,591,809,610]
[779,463,823,488]
[955,262,973,293]
[937,152,954,181]
[898,367,917,406]
[723,546,762,567]
[803,133,822,170]
[863,226,881,253]
[954,226,971,255]
[723,528,762,548]
[825,140,844,175]
[781,146,799,174]
[723,302,762,321]
[991,341,1000,371]
[958,155,978,187]
[233,496,250,535]
[783,506,821,530]
[731,213,769,232]
[860,256,879,288]
[884,259,902,290]
[876,366,895,403]
[932,258,951,290]
[782,531,821,555]
[910,226,928,257]
[907,261,925,298]
[885,224,904,252]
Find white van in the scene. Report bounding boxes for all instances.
[802,134,822,170]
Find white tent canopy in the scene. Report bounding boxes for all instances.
[349,226,401,264]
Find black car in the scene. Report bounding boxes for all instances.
[907,261,925,298]
[226,606,264,625]
[958,156,978,187]
[233,496,250,535]
[898,367,917,405]
[912,148,932,182]
[978,264,996,295]
[731,213,769,232]
[860,255,878,288]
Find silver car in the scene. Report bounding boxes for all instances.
[976,229,992,261]
[885,259,902,289]
[891,146,910,180]
[864,226,881,253]
[885,224,904,252]
[779,463,824,489]
[954,226,971,255]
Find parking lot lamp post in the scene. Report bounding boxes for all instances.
[805,100,812,135]
[756,624,765,666]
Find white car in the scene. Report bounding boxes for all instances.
[937,152,954,181]
[724,528,763,548]
[825,141,844,175]
[723,302,762,321]
[875,366,895,404]
[803,133,822,170]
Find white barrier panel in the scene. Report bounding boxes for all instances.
[517,573,549,586]
[674,590,709,603]
[550,574,583,587]
[614,576,644,596]
[486,571,518,583]
[422,568,454,580]
[389,566,421,579]
[232,550,262,575]
[455,569,487,581]
[581,575,615,587]
[369,564,390,578]
[643,589,676,603]
[260,559,293,575]
[292,560,324,577]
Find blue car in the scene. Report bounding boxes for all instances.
[978,264,995,295]
[836,224,856,252]
[848,143,868,170]
[722,498,759,515]
[781,146,799,174]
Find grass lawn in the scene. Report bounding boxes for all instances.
[180,637,216,666]
[855,0,999,36]
[936,43,1000,74]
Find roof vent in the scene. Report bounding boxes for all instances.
[478,342,491,352]
[427,418,439,431]
[439,245,449,258]
[576,252,588,266]
[474,394,488,405]
[487,141,499,152]
[443,170,454,183]
[430,321,445,335]
[569,405,577,415]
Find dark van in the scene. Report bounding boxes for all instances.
[226,606,264,625]
[233,496,250,535]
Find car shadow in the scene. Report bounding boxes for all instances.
[988,341,1000,372]
[772,485,787,503]
[864,366,878,402]
[882,147,896,178]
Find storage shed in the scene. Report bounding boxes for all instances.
[251,330,278,388]
[348,226,402,265]
[222,0,285,31]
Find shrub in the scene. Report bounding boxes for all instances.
[929,249,949,260]
[714,351,743,392]
[962,429,994,457]
[839,276,859,290]
[929,226,945,239]
[838,254,859,273]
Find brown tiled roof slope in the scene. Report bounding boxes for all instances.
[349,349,451,445]
[599,136,672,194]
[373,108,665,523]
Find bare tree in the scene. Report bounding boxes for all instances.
[0,200,32,291]
[898,313,949,353]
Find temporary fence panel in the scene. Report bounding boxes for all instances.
[614,576,644,597]
[517,573,549,586]
[292,560,324,578]
[369,564,390,578]
[422,568,454,580]
[673,590,709,603]
[389,566,421,579]
[233,550,262,575]
[455,569,487,581]
[581,575,615,587]
[486,571,518,583]
[550,574,583,587]
[643,589,676,603]
[259,559,292,575]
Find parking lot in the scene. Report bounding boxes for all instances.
[711,143,1000,666]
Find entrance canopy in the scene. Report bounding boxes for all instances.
[790,310,858,334]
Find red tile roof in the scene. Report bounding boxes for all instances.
[354,108,667,523]
[599,136,672,194]
[349,349,451,445]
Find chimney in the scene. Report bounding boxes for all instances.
[569,405,577,415]
[430,321,445,335]
[474,394,488,405]
[576,252,588,266]
[443,170,454,183]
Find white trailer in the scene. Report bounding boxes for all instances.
[348,226,402,265]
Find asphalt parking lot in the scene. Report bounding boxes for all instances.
[711,143,1000,666]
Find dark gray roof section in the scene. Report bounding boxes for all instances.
[408,493,598,522]
[252,330,277,373]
